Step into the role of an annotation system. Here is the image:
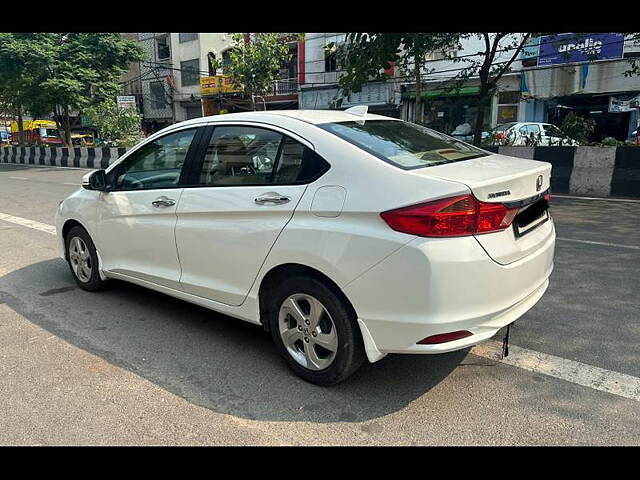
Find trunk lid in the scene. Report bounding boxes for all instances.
[415,153,554,264]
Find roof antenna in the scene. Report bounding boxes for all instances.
[344,105,368,124]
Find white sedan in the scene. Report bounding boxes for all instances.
[489,122,577,146]
[55,108,555,385]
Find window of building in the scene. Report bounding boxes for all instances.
[180,59,200,87]
[207,52,216,76]
[185,105,202,120]
[496,91,520,125]
[221,49,234,74]
[325,45,337,72]
[149,81,166,109]
[427,48,457,61]
[156,36,170,60]
[179,33,198,43]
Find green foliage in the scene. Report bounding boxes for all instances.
[216,33,298,110]
[334,33,532,144]
[597,137,629,147]
[0,33,144,145]
[334,33,462,96]
[83,100,144,147]
[559,112,595,144]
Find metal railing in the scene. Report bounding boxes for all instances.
[273,78,298,96]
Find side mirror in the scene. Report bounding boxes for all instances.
[82,169,108,191]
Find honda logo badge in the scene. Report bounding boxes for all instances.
[536,175,543,192]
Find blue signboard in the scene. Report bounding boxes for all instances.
[538,33,624,66]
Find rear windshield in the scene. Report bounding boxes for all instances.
[318,120,487,169]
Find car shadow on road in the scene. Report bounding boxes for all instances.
[0,258,466,423]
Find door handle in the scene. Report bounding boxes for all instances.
[152,196,176,208]
[254,192,290,205]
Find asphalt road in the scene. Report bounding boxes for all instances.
[0,163,639,445]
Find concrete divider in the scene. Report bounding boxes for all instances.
[0,146,128,169]
[494,145,639,198]
[610,147,640,198]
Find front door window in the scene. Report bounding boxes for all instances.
[111,129,197,190]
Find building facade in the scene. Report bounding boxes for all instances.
[298,33,402,117]
[400,33,640,142]
[129,33,234,133]
[519,33,640,141]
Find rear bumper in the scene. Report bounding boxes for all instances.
[344,221,555,360]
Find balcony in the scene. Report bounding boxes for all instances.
[273,78,298,96]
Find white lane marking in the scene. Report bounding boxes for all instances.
[553,194,640,204]
[63,182,78,186]
[471,341,640,402]
[0,212,56,235]
[3,211,640,403]
[556,237,640,251]
[8,176,28,180]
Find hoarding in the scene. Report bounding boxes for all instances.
[200,75,241,96]
[116,95,137,110]
[609,94,640,113]
[538,33,624,66]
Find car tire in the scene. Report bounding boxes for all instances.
[267,276,366,386]
[65,226,106,292]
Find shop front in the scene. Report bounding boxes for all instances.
[546,92,640,142]
[403,86,493,136]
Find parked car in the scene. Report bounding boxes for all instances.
[55,108,555,385]
[487,122,577,146]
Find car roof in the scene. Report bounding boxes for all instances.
[173,109,399,128]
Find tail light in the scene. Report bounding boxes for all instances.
[380,194,519,237]
[496,132,507,140]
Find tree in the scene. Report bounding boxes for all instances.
[0,33,144,146]
[83,100,144,147]
[446,33,532,145]
[333,33,461,123]
[335,33,534,145]
[559,112,595,144]
[213,33,298,111]
[0,33,49,145]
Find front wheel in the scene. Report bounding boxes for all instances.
[65,226,106,292]
[268,276,365,386]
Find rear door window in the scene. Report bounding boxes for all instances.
[543,124,564,137]
[519,124,541,135]
[197,125,329,186]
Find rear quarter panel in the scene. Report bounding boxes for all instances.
[254,123,472,291]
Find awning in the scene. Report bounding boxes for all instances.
[403,86,481,99]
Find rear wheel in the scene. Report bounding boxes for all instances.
[65,226,106,292]
[268,276,365,386]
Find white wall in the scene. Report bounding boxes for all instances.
[420,33,526,86]
[169,33,234,122]
[303,33,346,86]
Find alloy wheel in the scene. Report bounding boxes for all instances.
[278,293,338,371]
[69,236,92,283]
